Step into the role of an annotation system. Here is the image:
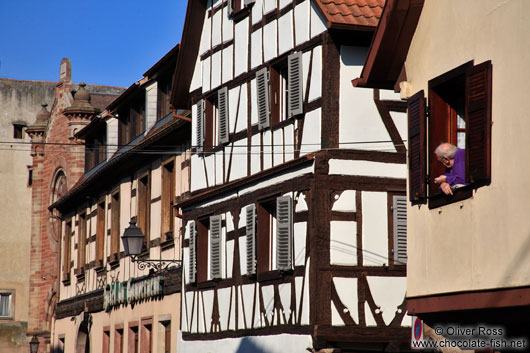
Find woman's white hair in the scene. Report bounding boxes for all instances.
[434,143,457,159]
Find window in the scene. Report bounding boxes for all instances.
[256,52,303,131]
[96,199,105,267]
[62,219,72,282]
[188,216,224,282]
[389,193,407,266]
[111,190,120,261]
[196,89,229,152]
[228,0,255,16]
[12,123,25,139]
[76,212,87,275]
[158,77,173,121]
[160,321,171,353]
[114,327,124,353]
[246,196,293,277]
[407,60,492,207]
[137,172,151,253]
[117,95,147,146]
[103,328,110,353]
[140,318,153,353]
[209,215,223,280]
[161,160,175,242]
[128,323,139,353]
[85,126,106,171]
[0,291,14,319]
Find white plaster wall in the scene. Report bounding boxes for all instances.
[203,56,211,93]
[211,51,222,90]
[215,150,224,185]
[295,0,310,46]
[366,276,406,325]
[204,153,215,188]
[222,45,234,85]
[279,282,291,323]
[300,108,321,155]
[234,18,249,77]
[308,46,322,102]
[106,117,119,158]
[272,128,283,167]
[145,82,157,131]
[212,9,222,48]
[278,11,294,55]
[263,0,276,13]
[252,0,264,25]
[203,290,215,331]
[251,29,263,69]
[293,221,307,266]
[261,285,275,324]
[250,134,260,174]
[250,78,258,126]
[310,1,326,38]
[328,159,406,179]
[332,190,356,212]
[279,0,290,9]
[236,85,248,132]
[263,129,272,169]
[190,56,202,93]
[362,192,389,266]
[295,193,308,212]
[229,138,248,181]
[218,286,232,330]
[178,333,313,353]
[200,11,211,55]
[190,154,207,192]
[264,20,278,63]
[332,277,358,325]
[330,221,357,266]
[222,5,234,42]
[284,123,295,162]
[241,284,255,329]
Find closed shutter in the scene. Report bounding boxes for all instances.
[196,100,204,153]
[392,195,407,265]
[288,52,303,117]
[276,196,293,271]
[188,221,197,283]
[246,204,257,275]
[256,68,270,130]
[407,90,427,204]
[466,61,492,186]
[210,215,222,279]
[218,87,229,144]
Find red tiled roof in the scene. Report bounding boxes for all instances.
[313,0,385,29]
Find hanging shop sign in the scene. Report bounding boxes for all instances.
[104,275,163,311]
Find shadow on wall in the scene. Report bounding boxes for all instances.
[51,347,64,353]
[235,337,269,353]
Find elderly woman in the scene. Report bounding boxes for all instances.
[434,142,466,195]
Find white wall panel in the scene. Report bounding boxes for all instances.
[263,130,272,169]
[251,132,261,175]
[229,138,248,181]
[330,221,357,265]
[228,86,239,134]
[332,190,356,212]
[203,290,214,332]
[310,1,327,38]
[278,12,294,55]
[294,221,306,266]
[279,0,291,9]
[234,18,249,77]
[252,0,264,25]
[309,45,322,102]
[211,51,222,90]
[184,291,194,331]
[391,111,407,146]
[264,20,278,63]
[328,159,406,178]
[236,84,248,132]
[190,56,202,92]
[295,0,310,46]
[365,302,377,326]
[218,287,232,330]
[222,5,234,42]
[300,108,321,155]
[200,12,211,55]
[145,82,158,131]
[366,276,406,325]
[202,56,211,92]
[264,0,276,14]
[241,284,255,329]
[222,45,234,85]
[191,154,206,192]
[333,277,358,324]
[284,123,295,162]
[362,191,389,266]
[261,285,274,324]
[215,150,224,185]
[225,239,234,278]
[204,153,215,188]
[279,283,291,321]
[250,79,258,126]
[295,193,308,212]
[212,9,222,48]
[272,128,283,166]
[251,29,263,69]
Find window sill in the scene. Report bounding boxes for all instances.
[160,234,175,250]
[75,269,85,281]
[108,254,120,269]
[428,184,474,209]
[62,275,71,286]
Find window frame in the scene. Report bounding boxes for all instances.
[161,158,176,244]
[96,198,106,268]
[76,211,87,277]
[12,123,25,139]
[137,170,151,254]
[110,188,121,263]
[0,290,15,320]
[62,218,72,283]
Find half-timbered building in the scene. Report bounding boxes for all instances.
[172,0,411,351]
[354,0,530,344]
[47,45,191,353]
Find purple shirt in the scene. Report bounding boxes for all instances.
[444,148,466,186]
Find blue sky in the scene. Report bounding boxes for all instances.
[0,0,188,88]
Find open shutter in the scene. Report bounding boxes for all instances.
[407,90,427,204]
[196,100,204,153]
[276,196,293,271]
[188,221,197,283]
[466,61,492,186]
[392,195,407,265]
[209,215,222,279]
[288,52,303,117]
[228,0,234,15]
[246,204,257,275]
[256,68,270,130]
[218,87,229,144]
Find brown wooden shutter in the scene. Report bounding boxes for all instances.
[407,90,427,204]
[466,61,492,186]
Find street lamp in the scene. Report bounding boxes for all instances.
[29,336,39,353]
[121,221,181,272]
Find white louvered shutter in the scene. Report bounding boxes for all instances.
[287,52,303,117]
[210,215,222,279]
[392,195,407,265]
[276,196,293,271]
[196,100,204,152]
[246,204,257,275]
[228,0,234,15]
[218,87,229,144]
[256,68,270,130]
[188,221,197,283]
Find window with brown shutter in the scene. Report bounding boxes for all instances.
[161,160,175,243]
[62,219,72,283]
[76,212,87,276]
[96,199,105,267]
[111,189,120,261]
[137,172,151,253]
[407,60,492,208]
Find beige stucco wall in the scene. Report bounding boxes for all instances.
[53,292,180,353]
[405,0,530,297]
